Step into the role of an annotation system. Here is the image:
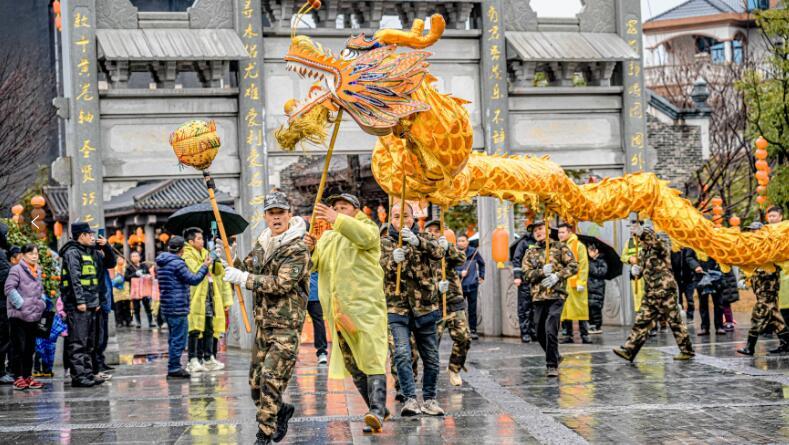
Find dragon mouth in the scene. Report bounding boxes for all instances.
[285,61,328,81]
[285,85,332,122]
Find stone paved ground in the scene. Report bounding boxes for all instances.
[1,312,788,444]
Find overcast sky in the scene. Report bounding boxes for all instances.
[529,0,687,20]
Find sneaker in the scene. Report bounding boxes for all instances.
[546,367,559,377]
[202,359,219,372]
[13,377,28,390]
[648,329,657,337]
[470,332,479,340]
[400,398,421,416]
[449,370,462,386]
[588,327,603,335]
[26,377,44,389]
[207,356,225,371]
[132,320,140,329]
[186,358,206,374]
[724,322,735,332]
[520,335,531,343]
[32,370,47,378]
[421,399,445,416]
[673,352,695,361]
[612,347,634,362]
[715,328,727,335]
[317,353,328,365]
[96,372,112,381]
[150,322,158,329]
[698,329,710,336]
[0,373,16,384]
[71,378,95,388]
[255,429,272,445]
[581,336,592,344]
[272,402,295,442]
[167,369,191,379]
[560,336,574,344]
[92,376,106,386]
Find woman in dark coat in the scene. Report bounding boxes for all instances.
[587,244,608,333]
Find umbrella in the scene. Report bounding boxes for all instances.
[166,202,249,238]
[548,229,623,280]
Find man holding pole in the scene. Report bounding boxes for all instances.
[304,193,389,433]
[381,202,446,416]
[222,192,310,445]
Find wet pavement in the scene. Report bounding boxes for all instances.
[1,314,788,444]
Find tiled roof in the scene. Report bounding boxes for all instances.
[96,28,249,61]
[43,186,69,221]
[506,32,639,62]
[105,178,234,217]
[648,0,747,22]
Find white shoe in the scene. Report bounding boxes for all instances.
[204,356,225,371]
[317,353,328,365]
[421,399,445,416]
[449,370,462,386]
[186,358,206,374]
[96,371,112,381]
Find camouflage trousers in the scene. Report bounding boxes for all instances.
[624,290,693,356]
[336,331,371,403]
[748,290,787,337]
[249,327,300,436]
[388,329,418,393]
[436,310,471,373]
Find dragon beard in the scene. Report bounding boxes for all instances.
[274,105,332,151]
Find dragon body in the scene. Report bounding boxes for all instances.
[276,13,788,272]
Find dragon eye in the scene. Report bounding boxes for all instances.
[340,48,358,60]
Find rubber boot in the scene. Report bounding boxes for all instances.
[737,335,758,356]
[352,375,370,407]
[768,331,789,354]
[364,374,387,433]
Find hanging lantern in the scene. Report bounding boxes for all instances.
[755,170,769,184]
[755,160,769,171]
[756,185,767,195]
[363,206,373,218]
[466,224,475,239]
[31,195,46,208]
[729,215,741,227]
[159,232,170,243]
[54,221,63,237]
[443,228,456,245]
[55,14,62,31]
[755,136,769,151]
[756,195,768,205]
[492,226,509,266]
[30,208,46,222]
[11,204,24,216]
[710,197,723,207]
[53,0,61,14]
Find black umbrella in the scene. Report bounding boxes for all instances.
[166,202,249,238]
[548,229,623,280]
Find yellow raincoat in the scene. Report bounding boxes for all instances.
[311,212,388,379]
[621,238,644,312]
[561,233,589,321]
[184,243,231,337]
[779,270,789,310]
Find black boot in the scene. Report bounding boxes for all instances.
[271,403,294,443]
[363,374,387,433]
[769,331,789,354]
[352,376,370,407]
[737,335,758,356]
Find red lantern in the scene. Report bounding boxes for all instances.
[159,233,170,243]
[31,195,46,208]
[756,185,768,195]
[755,160,769,171]
[755,136,769,150]
[30,208,46,222]
[492,227,509,264]
[710,197,723,207]
[756,195,768,205]
[443,228,456,245]
[54,221,63,237]
[55,15,61,31]
[755,170,769,182]
[53,0,61,14]
[729,215,741,227]
[755,148,768,160]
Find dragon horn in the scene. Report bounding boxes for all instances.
[374,14,445,49]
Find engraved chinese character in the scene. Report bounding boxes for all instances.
[627,61,641,77]
[491,83,501,100]
[247,148,263,167]
[628,83,641,97]
[488,25,500,41]
[243,23,259,38]
[74,12,89,28]
[629,101,642,118]
[78,110,94,124]
[245,83,260,101]
[244,43,258,58]
[628,39,638,48]
[487,5,499,23]
[243,62,259,79]
[248,171,263,188]
[492,128,506,144]
[250,209,265,229]
[631,132,644,148]
[490,44,501,61]
[630,153,643,168]
[492,108,502,125]
[75,36,90,54]
[77,83,94,101]
[243,7,254,18]
[81,165,95,183]
[78,58,90,76]
[249,195,265,206]
[82,192,96,206]
[79,139,96,158]
[247,128,263,147]
[490,64,501,80]
[245,108,260,126]
[626,19,638,35]
[82,214,95,224]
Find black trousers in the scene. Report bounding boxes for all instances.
[10,318,36,379]
[188,316,214,361]
[698,291,723,331]
[516,284,535,338]
[0,306,12,376]
[65,309,97,381]
[589,299,604,328]
[93,310,108,372]
[307,301,327,356]
[561,319,589,336]
[679,283,695,315]
[114,301,132,327]
[464,288,479,332]
[133,297,154,326]
[533,299,564,368]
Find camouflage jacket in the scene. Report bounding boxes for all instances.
[752,268,780,303]
[429,240,466,313]
[381,231,446,317]
[237,238,310,331]
[635,229,676,295]
[522,240,578,302]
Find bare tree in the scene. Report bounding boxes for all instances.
[0,46,56,212]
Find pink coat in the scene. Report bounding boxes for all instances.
[4,261,46,322]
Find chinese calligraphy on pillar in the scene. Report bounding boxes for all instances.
[237,0,267,239]
[62,0,103,229]
[618,1,647,174]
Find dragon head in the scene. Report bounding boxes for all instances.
[276,10,446,150]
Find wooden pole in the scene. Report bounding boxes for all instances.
[309,109,344,236]
[203,172,251,333]
[440,206,447,320]
[395,170,407,295]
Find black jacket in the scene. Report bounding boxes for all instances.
[124,262,150,282]
[671,247,701,288]
[511,233,536,281]
[59,240,116,310]
[587,256,608,305]
[0,223,9,304]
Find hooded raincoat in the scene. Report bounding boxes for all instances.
[561,233,589,321]
[183,244,231,338]
[311,212,388,379]
[621,237,644,311]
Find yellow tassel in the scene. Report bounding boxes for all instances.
[274,106,331,151]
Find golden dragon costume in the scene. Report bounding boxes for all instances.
[275,11,788,273]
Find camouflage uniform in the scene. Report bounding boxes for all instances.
[238,238,310,436]
[622,229,694,357]
[432,242,470,374]
[522,239,578,368]
[381,229,445,401]
[748,269,786,337]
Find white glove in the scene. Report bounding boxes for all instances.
[631,265,642,276]
[401,228,420,247]
[540,273,560,288]
[438,236,449,251]
[223,267,249,286]
[393,248,406,264]
[438,280,449,293]
[737,279,746,289]
[135,269,143,277]
[542,264,553,275]
[630,223,644,237]
[576,285,585,292]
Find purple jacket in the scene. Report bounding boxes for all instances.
[4,261,45,322]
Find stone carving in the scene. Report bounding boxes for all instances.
[500,267,521,337]
[189,0,235,29]
[603,277,624,325]
[502,0,538,32]
[578,0,616,33]
[96,0,138,29]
